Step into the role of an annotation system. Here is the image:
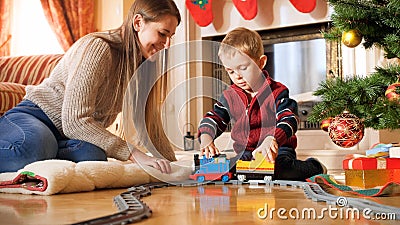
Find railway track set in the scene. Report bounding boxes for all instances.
[72,180,400,225]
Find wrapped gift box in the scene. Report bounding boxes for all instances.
[345,169,400,189]
[365,144,390,157]
[343,157,400,188]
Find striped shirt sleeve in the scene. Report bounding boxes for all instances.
[274,89,299,146]
[198,93,231,140]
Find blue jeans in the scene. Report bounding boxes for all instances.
[0,100,107,173]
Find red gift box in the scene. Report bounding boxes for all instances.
[343,157,400,170]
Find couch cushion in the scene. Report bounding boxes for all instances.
[0,54,63,85]
[0,82,26,115]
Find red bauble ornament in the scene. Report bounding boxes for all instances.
[385,82,400,102]
[328,111,364,148]
[320,117,332,132]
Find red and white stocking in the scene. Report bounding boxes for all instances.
[289,0,316,13]
[186,0,213,27]
[232,0,258,20]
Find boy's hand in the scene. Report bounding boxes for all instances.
[200,134,220,158]
[252,136,278,163]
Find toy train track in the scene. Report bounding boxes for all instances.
[72,180,399,224]
[303,182,400,219]
[71,186,153,225]
[266,180,400,220]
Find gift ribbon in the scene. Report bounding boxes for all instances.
[376,157,387,169]
[345,152,389,170]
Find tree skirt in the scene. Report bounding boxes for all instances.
[0,159,192,195]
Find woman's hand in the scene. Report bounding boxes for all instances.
[200,134,220,158]
[129,149,171,174]
[252,136,278,163]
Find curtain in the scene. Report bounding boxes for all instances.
[40,0,95,51]
[0,0,12,56]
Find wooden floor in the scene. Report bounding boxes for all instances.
[1,182,399,225]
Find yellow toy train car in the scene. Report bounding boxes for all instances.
[235,152,274,181]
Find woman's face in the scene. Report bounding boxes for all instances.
[133,14,179,59]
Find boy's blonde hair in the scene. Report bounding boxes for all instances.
[218,27,264,61]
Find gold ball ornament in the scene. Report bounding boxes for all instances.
[341,29,363,48]
[385,82,400,102]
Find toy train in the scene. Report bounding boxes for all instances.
[189,152,274,182]
[189,154,233,182]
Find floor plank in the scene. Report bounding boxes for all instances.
[1,183,398,225]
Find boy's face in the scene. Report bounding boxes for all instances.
[219,51,266,94]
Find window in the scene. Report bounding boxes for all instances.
[11,0,63,56]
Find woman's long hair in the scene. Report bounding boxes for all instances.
[98,0,181,161]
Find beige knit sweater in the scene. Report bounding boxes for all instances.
[25,33,130,161]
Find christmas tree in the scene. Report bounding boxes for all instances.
[308,0,400,130]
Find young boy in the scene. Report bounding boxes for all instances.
[198,27,326,181]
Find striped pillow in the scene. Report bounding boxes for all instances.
[0,54,63,85]
[0,54,63,115]
[0,82,26,115]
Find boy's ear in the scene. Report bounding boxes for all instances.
[259,55,267,69]
[133,14,144,32]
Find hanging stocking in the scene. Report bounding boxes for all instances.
[186,0,213,27]
[289,0,316,13]
[232,0,258,20]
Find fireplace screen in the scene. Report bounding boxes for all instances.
[264,38,326,96]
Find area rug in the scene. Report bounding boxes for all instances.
[0,159,192,195]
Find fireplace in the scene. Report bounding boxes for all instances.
[209,22,341,130]
[204,23,371,172]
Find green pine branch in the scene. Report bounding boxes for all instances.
[308,65,400,129]
[309,0,400,130]
[324,0,400,58]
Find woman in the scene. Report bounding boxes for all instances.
[0,0,181,173]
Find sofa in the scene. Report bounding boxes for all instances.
[0,54,63,115]
[0,54,121,135]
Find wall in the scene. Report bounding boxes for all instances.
[200,0,330,37]
[94,0,135,31]
[92,0,191,151]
